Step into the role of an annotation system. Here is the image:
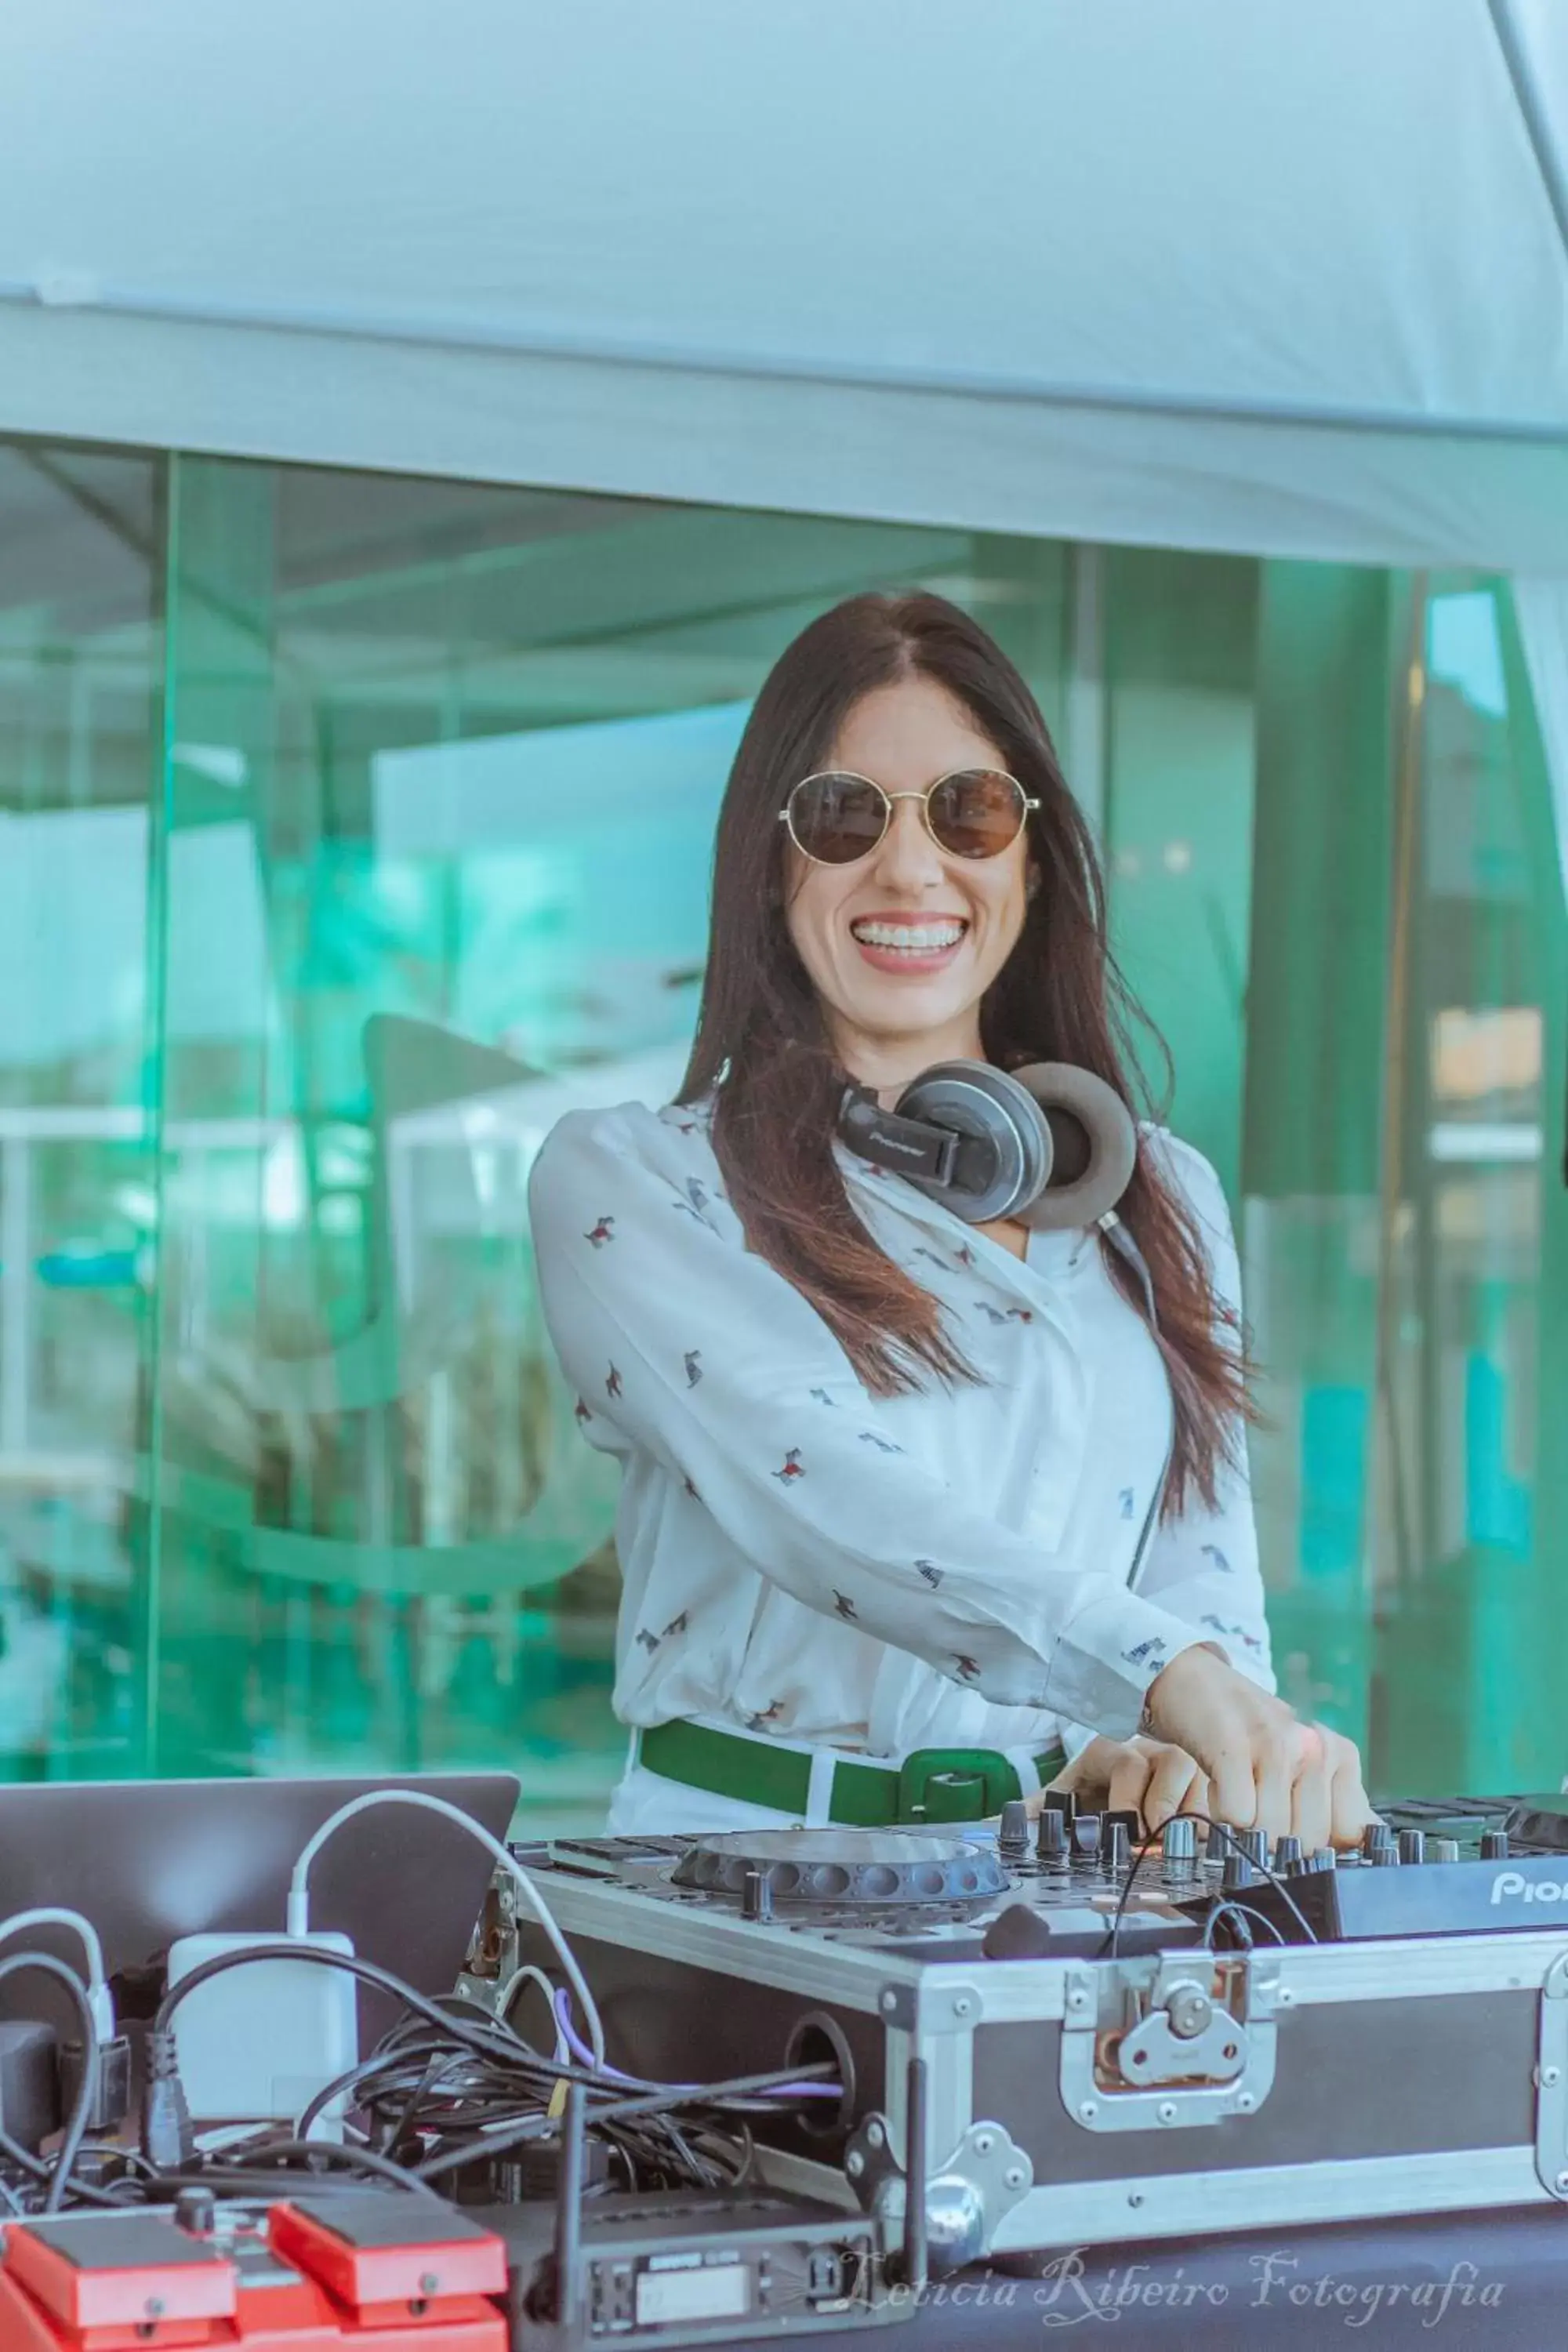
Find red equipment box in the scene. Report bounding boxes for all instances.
[0,2193,509,2351]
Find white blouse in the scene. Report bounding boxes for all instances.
[528,1097,1274,1763]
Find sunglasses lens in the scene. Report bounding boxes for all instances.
[927,769,1028,858]
[786,772,887,864]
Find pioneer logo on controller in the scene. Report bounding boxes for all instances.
[1490,1870,1568,1904]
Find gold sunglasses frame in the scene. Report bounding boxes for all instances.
[778,768,1040,866]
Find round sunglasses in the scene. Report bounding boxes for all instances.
[779,768,1038,866]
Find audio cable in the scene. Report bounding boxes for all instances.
[285,1788,607,2065]
[1096,1810,1319,1958]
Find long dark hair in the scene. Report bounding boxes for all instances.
[679,591,1254,1512]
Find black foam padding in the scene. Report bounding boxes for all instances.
[0,2018,59,2154]
[980,1902,1058,1960]
[1504,1797,1568,1853]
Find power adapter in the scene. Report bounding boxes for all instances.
[165,1932,358,2133]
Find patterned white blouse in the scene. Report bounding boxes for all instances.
[528,1097,1274,1766]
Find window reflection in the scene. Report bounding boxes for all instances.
[0,442,160,1777]
[0,448,1561,1813]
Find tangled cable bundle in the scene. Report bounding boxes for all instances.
[0,1931,839,2214]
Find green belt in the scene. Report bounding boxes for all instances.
[638,1719,1067,1828]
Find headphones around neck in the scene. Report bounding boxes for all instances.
[837,1058,1138,1233]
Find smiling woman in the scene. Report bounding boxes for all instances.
[779,686,1039,1262]
[528,591,1371,1849]
[782,681,1036,1068]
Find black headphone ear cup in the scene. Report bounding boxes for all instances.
[892,1060,1051,1223]
[1007,1062,1138,1229]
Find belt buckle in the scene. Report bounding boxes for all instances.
[896,1748,1017,1826]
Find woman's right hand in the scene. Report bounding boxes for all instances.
[1142,1642,1371,1851]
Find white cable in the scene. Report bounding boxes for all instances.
[0,1908,113,2041]
[285,1790,607,2067]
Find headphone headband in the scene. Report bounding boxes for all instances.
[837,1089,960,1188]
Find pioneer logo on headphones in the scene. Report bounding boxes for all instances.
[867,1125,928,1160]
[1490,1870,1568,1904]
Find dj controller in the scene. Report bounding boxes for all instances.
[502,1789,1568,2296]
[510,1784,1568,1967]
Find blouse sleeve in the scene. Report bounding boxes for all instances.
[528,1103,1216,1740]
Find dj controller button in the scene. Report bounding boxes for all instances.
[997,1799,1030,1859]
[1160,1817,1196,1864]
[1069,1816,1102,1865]
[1036,1809,1068,1861]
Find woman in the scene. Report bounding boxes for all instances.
[529,592,1369,1849]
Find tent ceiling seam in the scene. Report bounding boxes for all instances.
[1,281,1565,452]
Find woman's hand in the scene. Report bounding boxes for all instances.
[1040,1735,1209,1832]
[1142,1642,1371,1850]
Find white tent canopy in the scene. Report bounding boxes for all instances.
[1,0,1565,571]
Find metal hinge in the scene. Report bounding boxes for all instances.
[1534,1950,1568,2199]
[456,1867,521,2016]
[1060,1951,1279,2132]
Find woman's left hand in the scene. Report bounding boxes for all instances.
[1034,1735,1210,1832]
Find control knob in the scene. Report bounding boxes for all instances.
[997,1799,1031,1861]
[1036,1808,1067,1862]
[1069,1815,1102,1866]
[1160,1817,1197,1868]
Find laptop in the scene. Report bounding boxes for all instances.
[0,1771,521,2041]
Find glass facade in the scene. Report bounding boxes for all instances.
[0,442,1562,1820]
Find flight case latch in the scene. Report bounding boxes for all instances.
[1060,1952,1279,2131]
